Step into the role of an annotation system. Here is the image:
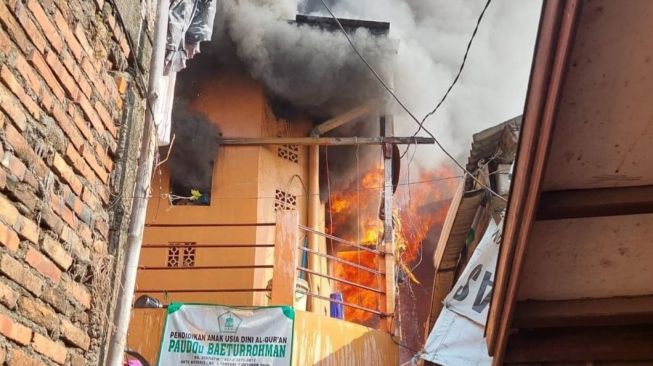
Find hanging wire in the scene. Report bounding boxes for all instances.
[318,0,506,203]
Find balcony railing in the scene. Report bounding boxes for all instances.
[134,211,394,331]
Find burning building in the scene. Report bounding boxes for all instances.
[122,10,461,365]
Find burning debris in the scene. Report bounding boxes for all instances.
[327,161,458,323]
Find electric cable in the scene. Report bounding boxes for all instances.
[318,0,506,202]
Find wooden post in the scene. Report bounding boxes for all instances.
[381,115,396,333]
[270,210,299,306]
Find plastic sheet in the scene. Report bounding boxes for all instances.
[165,0,217,74]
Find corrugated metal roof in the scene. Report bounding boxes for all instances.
[465,115,521,191]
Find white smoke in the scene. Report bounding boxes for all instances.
[214,0,541,166]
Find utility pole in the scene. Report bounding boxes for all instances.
[381,115,396,333]
[105,0,169,364]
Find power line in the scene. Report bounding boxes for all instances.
[413,0,492,136]
[318,0,506,202]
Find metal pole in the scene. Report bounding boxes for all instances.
[105,0,169,364]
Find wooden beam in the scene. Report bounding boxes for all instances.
[270,210,299,306]
[218,136,435,146]
[504,325,653,363]
[537,185,653,220]
[513,296,653,329]
[310,100,378,136]
[487,1,581,363]
[381,115,395,333]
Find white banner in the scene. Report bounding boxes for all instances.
[444,219,501,324]
[157,304,294,366]
[422,218,503,366]
[421,307,492,366]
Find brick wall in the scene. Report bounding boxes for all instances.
[0,0,152,365]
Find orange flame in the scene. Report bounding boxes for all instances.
[327,163,458,323]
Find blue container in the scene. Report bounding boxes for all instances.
[330,292,344,319]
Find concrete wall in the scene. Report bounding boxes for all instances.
[135,70,312,307]
[0,0,153,365]
[127,308,399,366]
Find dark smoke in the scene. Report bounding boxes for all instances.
[167,101,221,197]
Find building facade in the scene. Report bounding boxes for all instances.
[0,0,154,364]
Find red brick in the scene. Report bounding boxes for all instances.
[0,281,18,308]
[26,0,63,52]
[18,297,58,331]
[50,193,77,230]
[44,50,78,101]
[60,226,89,263]
[12,2,46,53]
[0,312,32,345]
[0,222,19,252]
[81,187,100,211]
[0,25,13,54]
[119,34,130,58]
[16,216,38,244]
[27,50,65,101]
[25,246,61,284]
[39,88,53,113]
[0,2,31,54]
[94,100,117,136]
[114,74,129,94]
[94,144,113,171]
[0,87,27,131]
[51,102,84,150]
[104,73,122,106]
[51,153,83,195]
[4,123,47,176]
[80,144,108,183]
[73,24,93,58]
[94,219,109,239]
[14,54,41,98]
[52,9,82,61]
[2,153,26,181]
[59,318,89,350]
[61,277,90,309]
[97,184,110,205]
[76,226,91,248]
[0,195,19,227]
[78,94,103,133]
[60,50,81,82]
[41,235,72,270]
[7,348,46,366]
[65,144,95,185]
[84,66,108,100]
[31,333,67,365]
[0,66,39,119]
[0,254,44,295]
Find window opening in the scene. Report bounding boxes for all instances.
[166,242,196,267]
[274,189,297,211]
[278,144,300,163]
[168,104,219,206]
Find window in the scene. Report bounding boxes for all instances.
[168,106,219,206]
[166,243,196,267]
[277,145,300,163]
[274,189,297,211]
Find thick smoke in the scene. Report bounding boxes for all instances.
[214,0,541,166]
[214,0,395,117]
[167,101,221,197]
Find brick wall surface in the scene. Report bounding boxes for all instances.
[0,0,152,364]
